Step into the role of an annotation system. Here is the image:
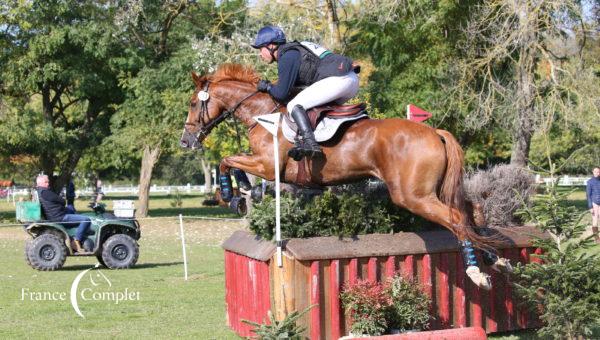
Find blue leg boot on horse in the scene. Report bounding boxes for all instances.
[219,173,233,202]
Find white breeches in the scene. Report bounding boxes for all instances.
[286,71,360,113]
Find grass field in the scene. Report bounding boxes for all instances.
[0,194,243,339]
[0,189,596,339]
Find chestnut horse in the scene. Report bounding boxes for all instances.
[181,64,508,288]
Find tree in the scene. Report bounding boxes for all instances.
[0,0,127,190]
[113,46,196,216]
[514,165,600,339]
[346,0,517,167]
[112,0,248,216]
[264,0,345,49]
[453,0,599,167]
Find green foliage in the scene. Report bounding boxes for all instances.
[154,151,206,185]
[386,275,431,332]
[248,194,309,240]
[513,184,600,339]
[111,44,196,152]
[0,0,127,187]
[529,124,600,175]
[169,189,183,209]
[242,305,314,340]
[348,0,477,117]
[248,189,426,240]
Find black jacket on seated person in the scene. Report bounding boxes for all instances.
[37,187,67,221]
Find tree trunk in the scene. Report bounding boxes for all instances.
[137,145,161,217]
[325,0,342,49]
[510,111,534,168]
[510,0,537,168]
[39,154,56,189]
[200,157,213,193]
[55,151,83,194]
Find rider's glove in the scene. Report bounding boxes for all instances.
[257,79,271,93]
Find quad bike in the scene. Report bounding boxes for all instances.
[20,202,140,271]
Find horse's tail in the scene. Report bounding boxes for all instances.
[435,129,499,252]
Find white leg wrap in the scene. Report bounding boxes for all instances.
[466,266,492,290]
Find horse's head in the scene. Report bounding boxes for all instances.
[180,64,263,150]
[180,72,224,150]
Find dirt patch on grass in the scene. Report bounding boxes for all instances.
[0,227,28,241]
[139,217,247,246]
[0,217,248,246]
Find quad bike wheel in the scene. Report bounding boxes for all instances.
[95,255,107,267]
[101,234,139,269]
[26,234,67,271]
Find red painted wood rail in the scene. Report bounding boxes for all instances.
[222,227,545,339]
[354,326,487,340]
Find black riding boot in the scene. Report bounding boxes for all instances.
[288,105,323,161]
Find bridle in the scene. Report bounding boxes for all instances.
[184,81,259,143]
[182,79,282,150]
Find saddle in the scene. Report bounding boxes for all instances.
[281,102,368,144]
[306,103,367,129]
[284,102,367,131]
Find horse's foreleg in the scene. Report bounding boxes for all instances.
[218,154,272,202]
[219,154,273,179]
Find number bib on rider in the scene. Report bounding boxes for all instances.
[300,41,330,59]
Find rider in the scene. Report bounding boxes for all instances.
[252,25,360,161]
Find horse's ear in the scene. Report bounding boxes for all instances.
[191,72,201,86]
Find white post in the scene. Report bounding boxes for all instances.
[273,132,282,267]
[254,113,283,267]
[178,214,188,280]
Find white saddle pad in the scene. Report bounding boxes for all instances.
[281,113,368,143]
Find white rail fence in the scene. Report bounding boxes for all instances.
[1,176,593,204]
[2,184,211,204]
[534,175,591,187]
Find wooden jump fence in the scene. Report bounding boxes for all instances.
[222,227,543,339]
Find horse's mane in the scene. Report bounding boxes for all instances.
[207,63,260,85]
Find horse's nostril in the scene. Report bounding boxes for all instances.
[180,140,188,148]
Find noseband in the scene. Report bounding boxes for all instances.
[184,81,260,146]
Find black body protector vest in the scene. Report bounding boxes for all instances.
[278,41,354,86]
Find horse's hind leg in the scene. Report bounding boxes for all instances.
[386,190,493,289]
[469,201,513,273]
[475,228,514,274]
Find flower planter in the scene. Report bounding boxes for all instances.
[222,227,544,339]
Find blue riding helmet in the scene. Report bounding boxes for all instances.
[251,26,286,49]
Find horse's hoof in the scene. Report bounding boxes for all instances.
[491,257,513,274]
[466,266,492,290]
[233,169,252,190]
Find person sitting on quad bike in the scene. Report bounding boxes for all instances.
[36,174,90,253]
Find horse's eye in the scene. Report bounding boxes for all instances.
[191,101,197,108]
